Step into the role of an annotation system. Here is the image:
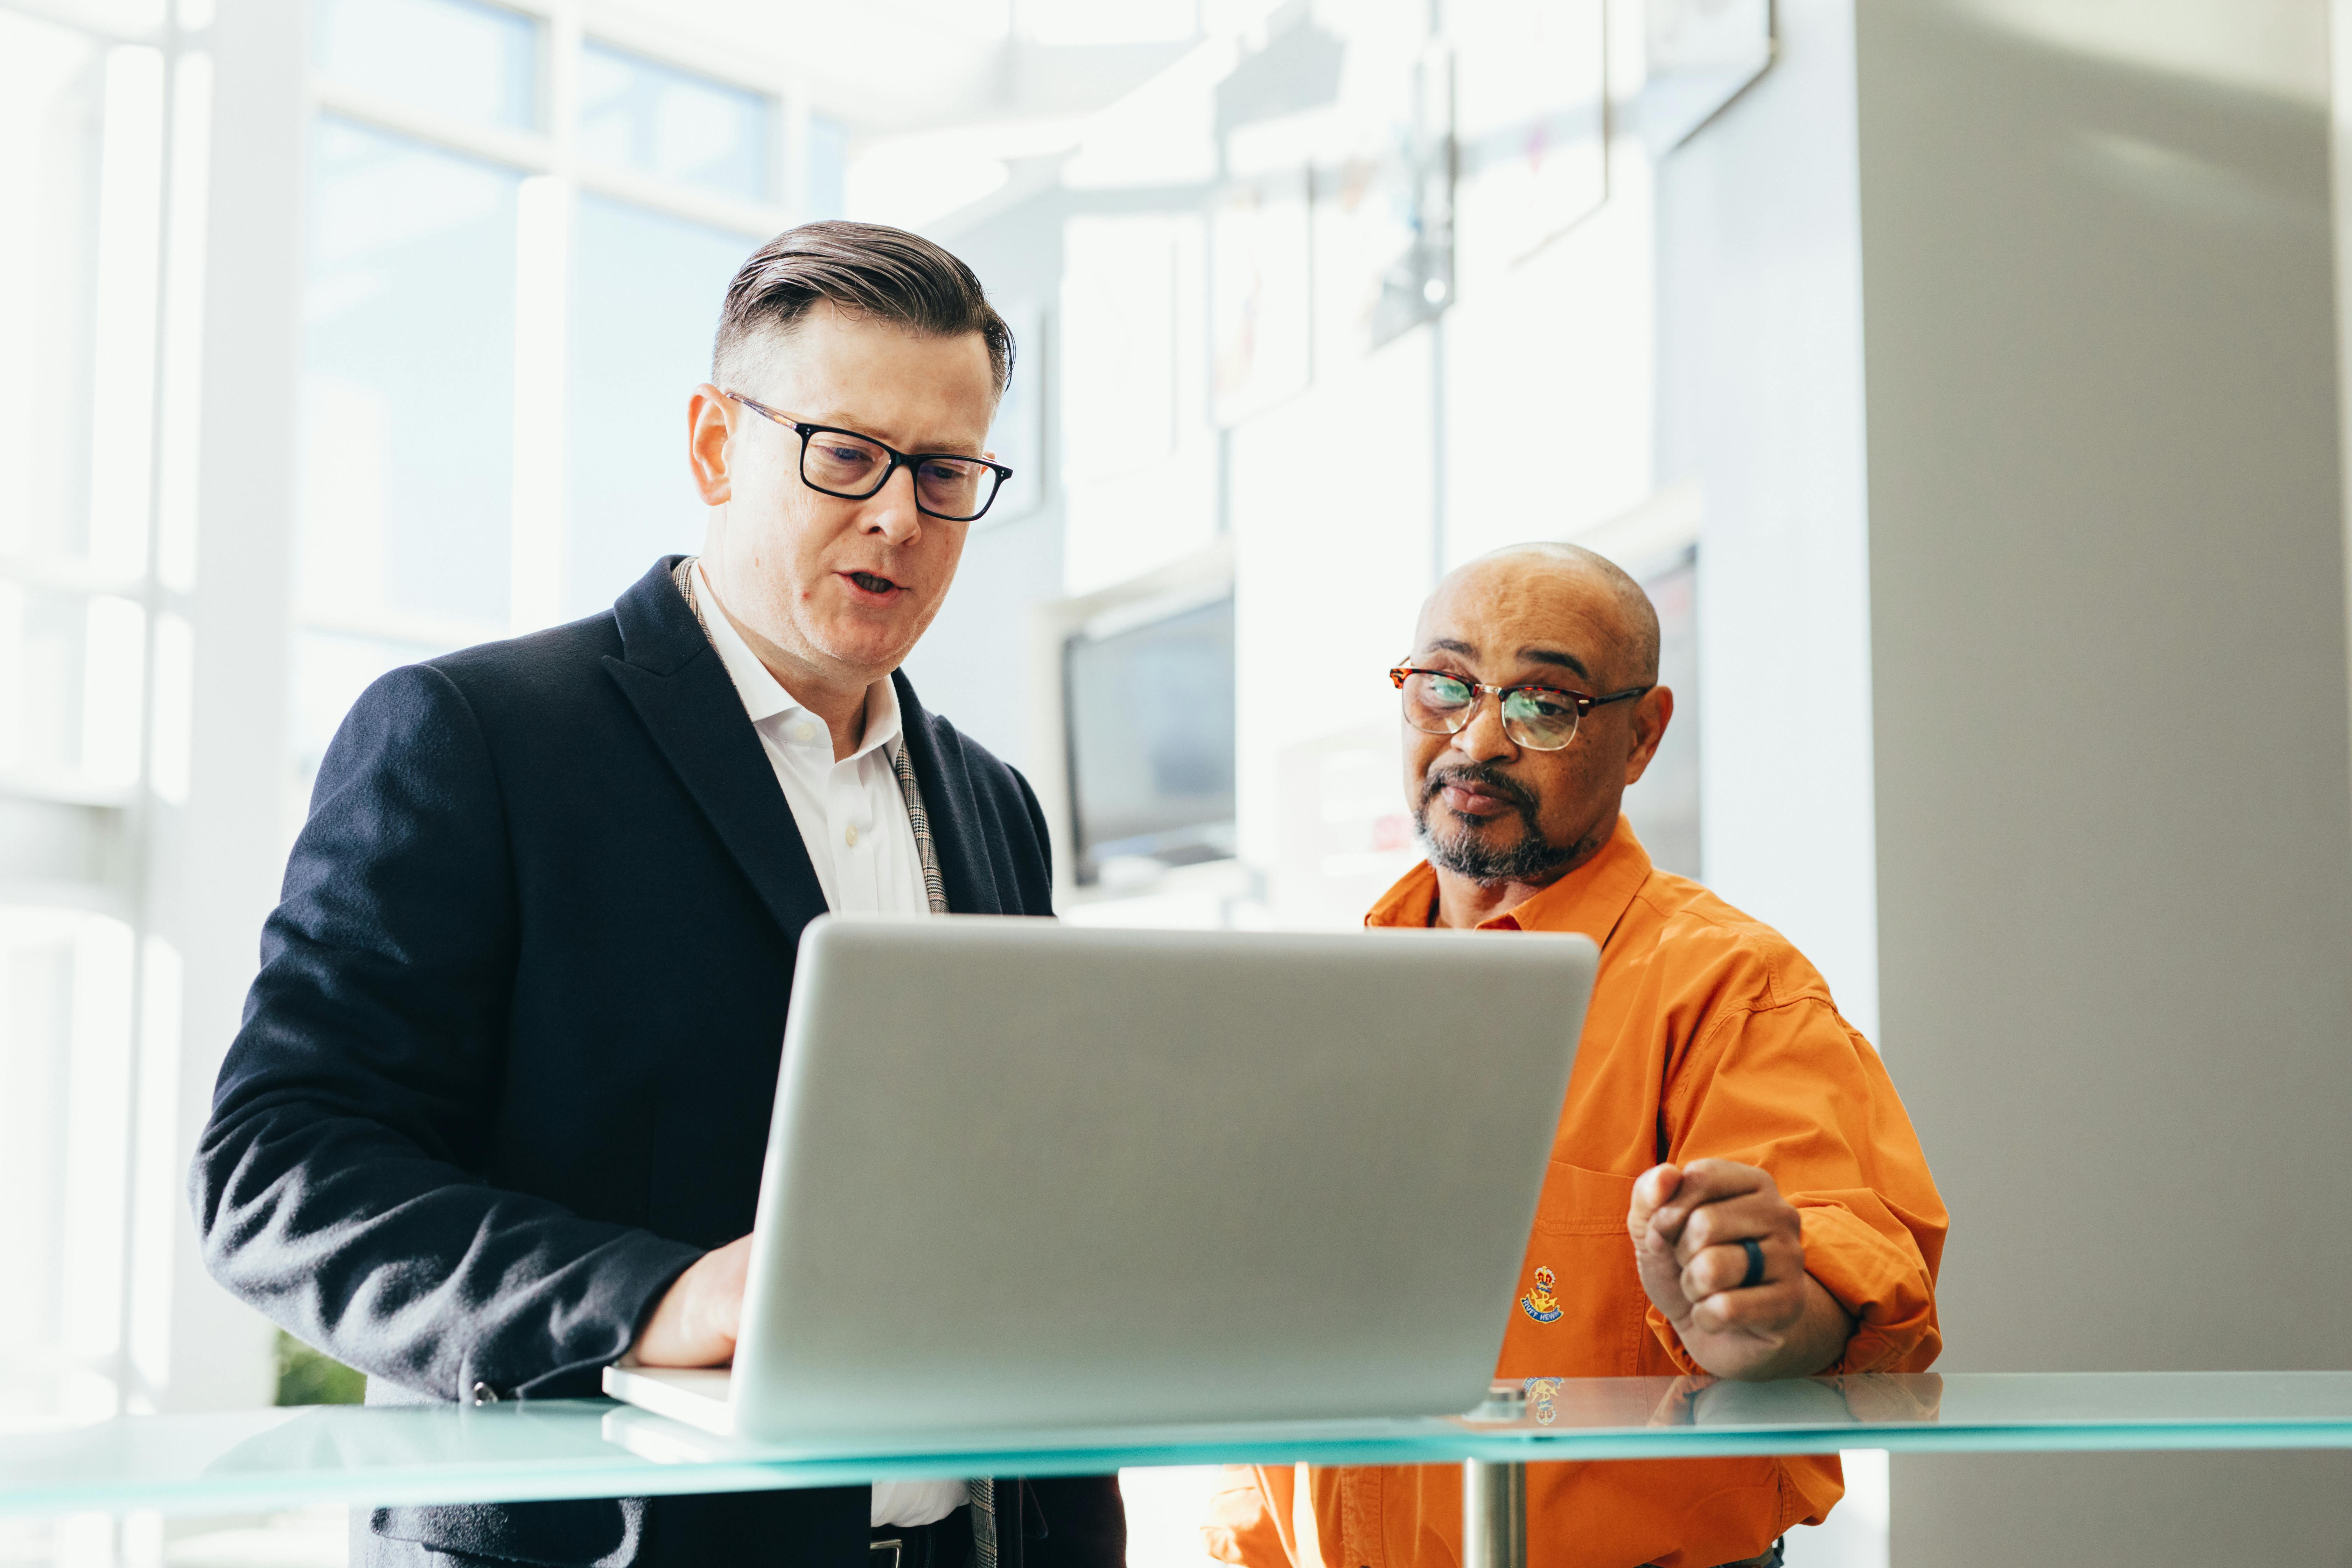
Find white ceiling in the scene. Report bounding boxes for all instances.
[584,0,1208,136]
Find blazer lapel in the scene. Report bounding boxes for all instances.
[894,670,1007,915]
[603,557,829,941]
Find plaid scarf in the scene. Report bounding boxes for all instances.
[673,558,949,914]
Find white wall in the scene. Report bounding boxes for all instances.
[1856,0,2352,1558]
[1652,7,1888,1563]
[1655,0,1881,1036]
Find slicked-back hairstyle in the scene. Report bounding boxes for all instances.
[712,220,1014,396]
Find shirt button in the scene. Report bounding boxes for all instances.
[845,825,859,847]
[790,720,817,744]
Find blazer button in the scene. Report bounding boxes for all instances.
[470,1381,500,1406]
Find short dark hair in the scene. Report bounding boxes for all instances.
[712,220,1014,396]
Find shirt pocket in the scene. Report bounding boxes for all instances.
[1496,1161,1648,1380]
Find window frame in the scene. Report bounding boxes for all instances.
[295,0,805,658]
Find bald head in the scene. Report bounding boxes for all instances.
[1419,542,1660,690]
[1400,540,1676,911]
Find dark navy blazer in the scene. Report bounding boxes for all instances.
[193,558,1121,1568]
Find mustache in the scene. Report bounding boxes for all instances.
[1420,761,1542,814]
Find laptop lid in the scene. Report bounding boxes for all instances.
[730,915,1596,1440]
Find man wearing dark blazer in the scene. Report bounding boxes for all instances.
[192,223,1124,1568]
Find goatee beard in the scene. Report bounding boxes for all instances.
[1412,762,1582,886]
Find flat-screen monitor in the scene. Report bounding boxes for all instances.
[1063,595,1237,886]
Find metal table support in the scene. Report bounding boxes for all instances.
[1463,1455,1528,1568]
[1463,1384,1530,1568]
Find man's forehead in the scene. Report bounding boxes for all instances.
[1416,632,1596,683]
[740,308,996,449]
[1416,564,1626,658]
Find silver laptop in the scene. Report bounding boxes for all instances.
[605,913,1595,1442]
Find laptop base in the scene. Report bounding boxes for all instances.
[603,1364,734,1435]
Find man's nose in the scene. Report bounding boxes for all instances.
[1449,692,1519,764]
[858,465,924,545]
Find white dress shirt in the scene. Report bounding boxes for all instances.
[694,564,963,1529]
[694,562,928,918]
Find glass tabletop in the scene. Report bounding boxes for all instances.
[5,1372,2350,1520]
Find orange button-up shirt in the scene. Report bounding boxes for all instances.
[1204,818,1947,1568]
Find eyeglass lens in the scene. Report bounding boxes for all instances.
[801,429,1002,520]
[1400,671,1582,751]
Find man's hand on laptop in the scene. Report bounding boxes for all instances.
[1628,1159,1856,1382]
[634,1235,752,1366]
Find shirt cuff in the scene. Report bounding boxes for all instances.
[1641,1204,1940,1376]
[1797,1203,1941,1374]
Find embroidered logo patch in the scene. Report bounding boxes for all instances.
[1518,1266,1562,1324]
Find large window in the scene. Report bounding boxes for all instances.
[0,0,847,1453]
[313,0,538,130]
[564,195,749,620]
[0,1,176,1441]
[301,115,522,634]
[579,40,771,200]
[290,0,845,816]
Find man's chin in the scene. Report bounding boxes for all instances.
[1434,823,1533,861]
[1421,821,1577,886]
[809,621,922,679]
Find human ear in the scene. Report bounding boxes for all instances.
[1620,686,1675,788]
[688,385,734,506]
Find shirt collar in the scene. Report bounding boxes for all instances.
[1365,814,1655,945]
[693,560,902,762]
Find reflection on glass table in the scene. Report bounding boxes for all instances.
[5,1373,2351,1523]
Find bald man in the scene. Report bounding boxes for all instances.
[1205,545,1948,1568]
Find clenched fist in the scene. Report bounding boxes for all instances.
[1627,1158,1855,1382]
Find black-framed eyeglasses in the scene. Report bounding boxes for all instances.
[726,392,1014,522]
[1390,665,1650,752]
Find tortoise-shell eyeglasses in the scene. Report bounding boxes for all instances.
[1389,666,1651,751]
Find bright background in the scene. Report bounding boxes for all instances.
[6,0,2352,1564]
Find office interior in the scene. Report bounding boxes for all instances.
[2,0,2349,1563]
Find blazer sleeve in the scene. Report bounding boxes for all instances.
[1008,765,1055,915]
[190,663,702,1402]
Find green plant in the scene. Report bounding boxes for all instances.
[273,1329,366,1406]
